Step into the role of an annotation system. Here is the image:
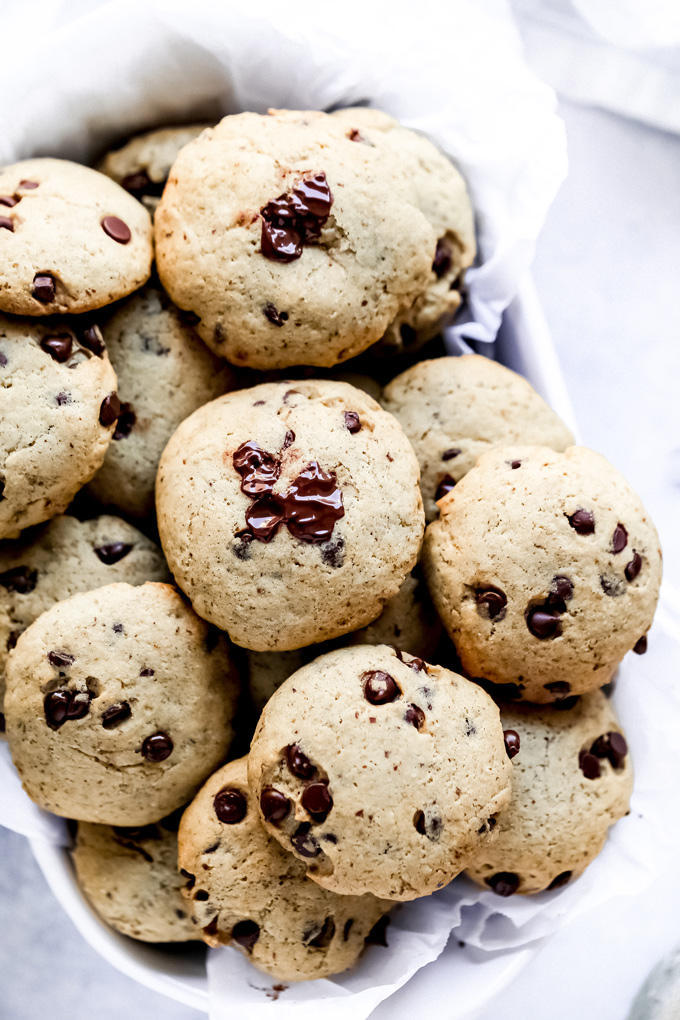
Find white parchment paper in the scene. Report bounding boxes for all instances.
[0,3,675,1019]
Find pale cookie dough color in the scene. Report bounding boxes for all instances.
[0,159,152,315]
[382,355,574,521]
[247,569,442,712]
[97,124,210,216]
[465,691,633,895]
[154,108,474,369]
[0,316,119,540]
[178,757,391,981]
[248,645,512,901]
[156,380,424,650]
[423,446,662,703]
[88,284,236,518]
[0,513,170,713]
[5,582,239,825]
[72,814,196,942]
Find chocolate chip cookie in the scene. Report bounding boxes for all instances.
[0,159,152,316]
[248,645,512,900]
[0,513,170,716]
[88,284,236,518]
[382,355,574,520]
[5,582,239,825]
[156,380,425,650]
[178,756,391,981]
[155,108,474,369]
[423,445,662,702]
[72,812,196,942]
[0,315,119,539]
[97,124,210,217]
[465,691,633,895]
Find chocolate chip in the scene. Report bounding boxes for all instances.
[475,587,507,621]
[44,689,91,729]
[625,552,642,582]
[101,216,131,244]
[261,220,303,261]
[286,744,316,779]
[442,448,461,461]
[344,411,361,434]
[282,429,295,450]
[260,787,291,825]
[140,667,154,676]
[601,574,626,597]
[405,704,425,730]
[121,170,153,197]
[141,731,173,762]
[113,403,136,440]
[232,919,260,951]
[302,782,333,821]
[612,523,628,554]
[432,238,452,278]
[55,392,71,406]
[414,810,443,841]
[405,656,428,673]
[568,509,595,534]
[0,566,37,594]
[194,889,209,901]
[578,750,601,780]
[435,475,456,502]
[214,787,247,824]
[80,324,105,356]
[362,670,400,705]
[527,607,561,638]
[343,919,354,941]
[259,173,333,262]
[6,630,20,651]
[633,635,647,655]
[555,695,581,711]
[101,702,131,728]
[0,195,18,207]
[263,303,288,326]
[48,650,74,669]
[40,332,73,363]
[305,916,335,949]
[0,352,7,367]
[347,129,363,142]
[503,729,520,759]
[321,536,345,569]
[291,822,321,857]
[99,392,121,426]
[19,181,39,190]
[486,872,519,897]
[509,460,522,469]
[94,542,133,565]
[32,274,55,303]
[233,440,280,498]
[591,731,628,768]
[544,680,571,699]
[281,462,345,543]
[550,575,574,602]
[366,916,390,947]
[0,216,14,231]
[548,871,572,890]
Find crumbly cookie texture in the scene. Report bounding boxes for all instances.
[0,514,170,713]
[0,316,119,540]
[248,645,512,901]
[88,284,236,518]
[179,757,391,981]
[5,582,239,825]
[154,108,474,370]
[72,814,196,942]
[423,445,662,703]
[97,124,210,216]
[465,691,633,895]
[0,159,152,316]
[382,355,574,521]
[156,379,424,651]
[247,569,442,712]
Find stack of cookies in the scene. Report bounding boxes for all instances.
[0,109,662,984]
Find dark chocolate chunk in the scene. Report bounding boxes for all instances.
[260,787,291,825]
[281,462,345,543]
[141,731,173,762]
[486,872,519,897]
[101,701,131,729]
[0,566,37,594]
[99,392,121,426]
[94,542,133,565]
[233,440,280,497]
[578,750,601,780]
[260,173,333,262]
[611,523,628,554]
[80,325,105,356]
[625,552,642,582]
[232,919,260,951]
[48,650,74,669]
[503,729,520,759]
[301,782,333,822]
[32,274,55,303]
[101,215,131,244]
[363,670,400,705]
[344,411,361,434]
[44,689,91,729]
[214,787,247,824]
[286,744,316,779]
[527,607,561,638]
[568,509,595,534]
[40,332,73,363]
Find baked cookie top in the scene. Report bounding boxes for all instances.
[0,159,152,315]
[248,644,512,900]
[155,108,474,369]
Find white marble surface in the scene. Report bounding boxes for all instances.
[1,99,679,1019]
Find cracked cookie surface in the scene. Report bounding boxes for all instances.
[154,108,474,369]
[5,582,239,824]
[248,644,512,900]
[156,379,424,650]
[178,756,391,981]
[423,445,662,702]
